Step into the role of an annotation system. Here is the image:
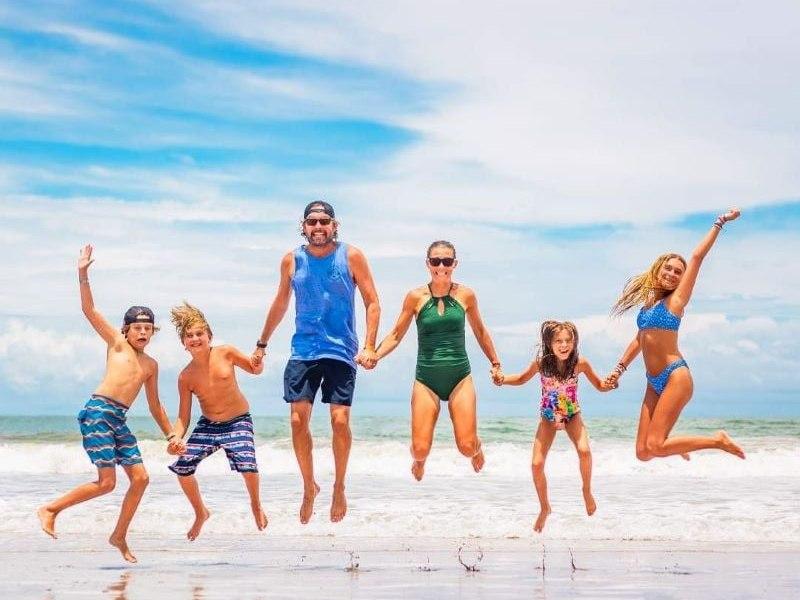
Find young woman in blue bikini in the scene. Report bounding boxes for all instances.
[607,208,746,462]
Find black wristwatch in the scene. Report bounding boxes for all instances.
[256,341,267,349]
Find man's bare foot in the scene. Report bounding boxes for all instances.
[37,506,57,539]
[300,482,320,524]
[471,447,485,473]
[582,487,597,516]
[533,507,551,533]
[330,485,347,523]
[680,453,691,461]
[108,535,137,563]
[411,459,426,481]
[716,430,745,459]
[252,505,268,531]
[187,507,211,541]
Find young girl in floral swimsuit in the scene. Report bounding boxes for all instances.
[494,321,614,533]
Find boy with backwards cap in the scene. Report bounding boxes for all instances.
[37,245,177,563]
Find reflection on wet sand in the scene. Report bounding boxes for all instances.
[104,571,131,600]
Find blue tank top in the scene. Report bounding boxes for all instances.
[290,243,358,367]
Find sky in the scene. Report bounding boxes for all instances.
[1,1,798,417]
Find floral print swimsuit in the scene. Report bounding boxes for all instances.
[540,373,579,429]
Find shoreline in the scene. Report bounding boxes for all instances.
[3,534,799,599]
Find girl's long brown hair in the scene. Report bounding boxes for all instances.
[611,253,686,316]
[537,320,579,379]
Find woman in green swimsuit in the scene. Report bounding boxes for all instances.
[371,241,503,481]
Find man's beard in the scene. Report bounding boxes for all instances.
[306,231,335,246]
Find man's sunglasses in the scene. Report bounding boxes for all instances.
[304,217,332,226]
[428,257,455,267]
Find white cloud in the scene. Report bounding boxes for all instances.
[0,56,83,117]
[163,0,800,224]
[2,191,797,413]
[38,23,143,51]
[1,2,798,412]
[0,320,103,387]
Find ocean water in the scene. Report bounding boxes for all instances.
[3,414,798,543]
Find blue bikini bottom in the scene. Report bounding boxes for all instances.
[646,359,688,396]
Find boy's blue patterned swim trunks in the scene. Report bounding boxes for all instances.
[78,395,143,468]
[169,412,258,476]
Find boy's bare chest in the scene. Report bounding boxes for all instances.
[107,348,148,381]
[190,361,235,394]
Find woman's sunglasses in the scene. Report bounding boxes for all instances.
[304,217,332,226]
[428,257,455,267]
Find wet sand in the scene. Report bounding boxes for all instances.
[3,534,798,599]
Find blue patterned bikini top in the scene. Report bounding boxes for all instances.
[637,300,681,331]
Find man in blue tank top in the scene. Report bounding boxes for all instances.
[252,201,380,524]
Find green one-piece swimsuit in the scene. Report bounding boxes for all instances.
[415,284,471,400]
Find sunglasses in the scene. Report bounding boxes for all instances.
[304,217,332,226]
[428,257,455,267]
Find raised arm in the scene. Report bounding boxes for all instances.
[670,208,740,312]
[252,252,294,366]
[78,244,120,345]
[463,287,502,377]
[497,358,539,386]
[349,246,381,368]
[143,361,175,439]
[373,290,419,363]
[228,345,263,375]
[577,357,613,392]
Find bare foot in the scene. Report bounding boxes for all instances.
[471,447,485,473]
[717,430,745,459]
[108,535,137,563]
[300,482,320,524]
[680,453,691,461]
[187,507,210,541]
[252,505,268,531]
[533,507,551,533]
[330,485,347,523]
[583,488,597,516]
[37,506,58,539]
[411,459,426,481]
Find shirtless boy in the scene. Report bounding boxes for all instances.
[167,301,268,540]
[38,244,176,563]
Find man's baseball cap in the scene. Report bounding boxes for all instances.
[303,200,335,218]
[123,306,155,326]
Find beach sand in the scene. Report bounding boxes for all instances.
[3,534,798,599]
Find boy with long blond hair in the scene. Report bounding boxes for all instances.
[167,301,268,540]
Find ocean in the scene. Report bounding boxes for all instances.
[3,415,798,543]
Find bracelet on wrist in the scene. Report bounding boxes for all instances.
[713,215,726,230]
[255,340,267,349]
[166,433,176,441]
[491,361,501,368]
[78,278,89,284]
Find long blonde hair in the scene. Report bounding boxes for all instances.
[170,301,213,340]
[611,253,686,316]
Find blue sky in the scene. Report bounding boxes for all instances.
[1,1,799,417]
